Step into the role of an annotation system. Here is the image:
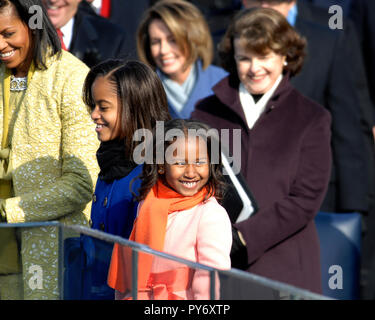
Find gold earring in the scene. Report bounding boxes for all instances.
[158,168,164,174]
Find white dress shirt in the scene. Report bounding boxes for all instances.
[91,0,103,14]
[61,17,75,50]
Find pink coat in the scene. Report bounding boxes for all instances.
[116,197,232,300]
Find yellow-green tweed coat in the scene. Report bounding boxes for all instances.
[0,50,100,299]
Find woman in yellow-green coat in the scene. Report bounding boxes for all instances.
[0,0,99,299]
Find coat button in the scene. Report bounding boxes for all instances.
[103,197,108,207]
[99,222,105,231]
[92,194,96,202]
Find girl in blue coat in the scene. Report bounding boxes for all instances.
[71,59,171,299]
[137,0,228,119]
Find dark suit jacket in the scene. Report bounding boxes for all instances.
[192,75,332,293]
[105,0,151,60]
[69,7,130,67]
[291,1,374,214]
[350,0,375,121]
[308,0,352,14]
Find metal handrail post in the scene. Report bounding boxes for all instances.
[209,270,216,300]
[132,249,138,300]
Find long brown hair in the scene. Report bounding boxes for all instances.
[83,59,172,155]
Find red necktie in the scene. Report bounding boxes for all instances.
[100,0,111,18]
[56,28,67,51]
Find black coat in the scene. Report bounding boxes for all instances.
[350,0,375,121]
[349,0,375,299]
[109,0,151,59]
[70,7,130,68]
[291,1,374,214]
[192,75,332,293]
[79,0,151,60]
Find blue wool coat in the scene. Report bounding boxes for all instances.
[90,164,143,237]
[159,60,228,119]
[64,165,143,300]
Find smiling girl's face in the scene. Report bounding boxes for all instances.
[90,76,121,142]
[160,135,210,197]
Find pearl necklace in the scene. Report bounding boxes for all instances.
[10,75,27,91]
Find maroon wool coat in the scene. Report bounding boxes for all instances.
[191,75,332,294]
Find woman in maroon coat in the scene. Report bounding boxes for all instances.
[192,7,332,294]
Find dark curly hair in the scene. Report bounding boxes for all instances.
[218,7,306,81]
[136,119,226,202]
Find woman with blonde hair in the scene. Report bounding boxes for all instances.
[137,0,227,119]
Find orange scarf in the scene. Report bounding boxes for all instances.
[107,179,208,294]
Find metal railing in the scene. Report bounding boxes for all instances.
[0,222,331,300]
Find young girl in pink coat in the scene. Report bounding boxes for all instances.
[108,119,232,300]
